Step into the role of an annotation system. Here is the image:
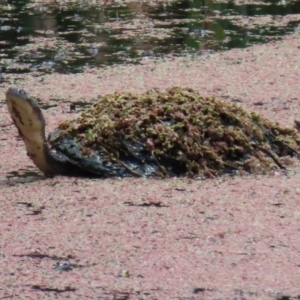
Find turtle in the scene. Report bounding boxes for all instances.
[5,86,300,178]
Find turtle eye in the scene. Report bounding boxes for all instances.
[19,89,26,95]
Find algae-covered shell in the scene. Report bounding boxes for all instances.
[47,86,300,178]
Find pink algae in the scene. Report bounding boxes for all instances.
[1,33,300,299]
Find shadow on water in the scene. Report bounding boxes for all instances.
[1,168,44,185]
[1,0,300,73]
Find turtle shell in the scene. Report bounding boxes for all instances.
[48,87,300,178]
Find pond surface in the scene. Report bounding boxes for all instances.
[1,0,300,74]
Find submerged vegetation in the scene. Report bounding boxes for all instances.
[53,87,300,178]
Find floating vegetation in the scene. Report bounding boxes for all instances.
[3,1,300,73]
[51,87,300,178]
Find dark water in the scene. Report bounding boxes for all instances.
[1,0,300,74]
[277,296,300,300]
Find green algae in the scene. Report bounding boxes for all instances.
[53,87,300,178]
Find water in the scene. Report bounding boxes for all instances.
[1,0,300,74]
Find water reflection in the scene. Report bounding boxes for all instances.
[1,0,300,73]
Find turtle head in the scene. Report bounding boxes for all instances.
[6,87,46,134]
[5,87,65,176]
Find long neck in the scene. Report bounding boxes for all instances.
[21,131,54,175]
[6,89,81,177]
[6,93,64,176]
